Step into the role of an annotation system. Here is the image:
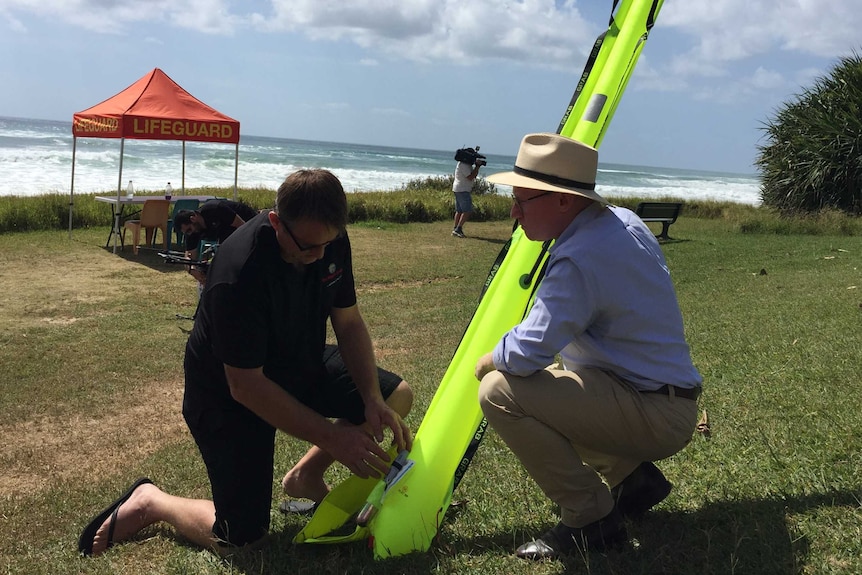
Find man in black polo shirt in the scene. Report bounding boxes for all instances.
[177,198,258,249]
[79,169,413,556]
[176,199,259,286]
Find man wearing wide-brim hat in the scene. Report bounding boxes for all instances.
[474,133,702,560]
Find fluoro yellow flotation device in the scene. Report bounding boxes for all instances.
[295,0,666,558]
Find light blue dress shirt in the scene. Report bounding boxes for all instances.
[492,203,702,390]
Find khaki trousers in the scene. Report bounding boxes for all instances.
[478,367,698,528]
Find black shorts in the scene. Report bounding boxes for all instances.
[183,345,402,547]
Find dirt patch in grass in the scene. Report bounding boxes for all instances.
[358,276,463,294]
[0,250,130,331]
[0,376,186,498]
[0,246,188,498]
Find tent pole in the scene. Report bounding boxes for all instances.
[182,140,186,194]
[68,137,77,239]
[114,138,125,254]
[233,142,239,201]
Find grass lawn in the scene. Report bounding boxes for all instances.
[0,215,861,574]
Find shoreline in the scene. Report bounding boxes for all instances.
[1,116,762,204]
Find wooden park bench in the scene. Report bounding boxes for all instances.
[635,202,683,240]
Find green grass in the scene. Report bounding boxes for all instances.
[1,210,861,574]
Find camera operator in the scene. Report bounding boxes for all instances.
[451,147,485,238]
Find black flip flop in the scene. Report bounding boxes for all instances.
[78,477,153,556]
[279,499,319,515]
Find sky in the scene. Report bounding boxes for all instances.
[1,0,860,174]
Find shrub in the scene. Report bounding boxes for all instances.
[4,187,858,236]
[756,51,862,214]
[398,175,497,196]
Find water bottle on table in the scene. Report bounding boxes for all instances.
[165,182,173,200]
[126,180,134,199]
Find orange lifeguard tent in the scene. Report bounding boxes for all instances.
[68,68,240,249]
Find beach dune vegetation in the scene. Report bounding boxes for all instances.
[397,174,497,195]
[2,181,861,236]
[0,181,509,234]
[756,51,862,215]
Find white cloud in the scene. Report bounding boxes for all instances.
[371,107,410,117]
[261,0,594,66]
[0,0,238,34]
[661,0,862,65]
[2,0,596,66]
[632,56,689,92]
[5,0,860,66]
[636,0,862,105]
[3,0,859,106]
[2,11,27,32]
[683,66,789,105]
[749,67,783,91]
[165,0,240,35]
[265,0,441,39]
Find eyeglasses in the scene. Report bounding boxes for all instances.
[511,191,554,209]
[278,216,339,252]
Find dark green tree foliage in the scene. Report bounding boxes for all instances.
[756,52,862,214]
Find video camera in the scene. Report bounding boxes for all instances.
[454,145,487,167]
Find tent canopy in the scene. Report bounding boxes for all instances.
[69,68,241,250]
[73,67,239,143]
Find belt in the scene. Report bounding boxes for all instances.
[642,384,701,401]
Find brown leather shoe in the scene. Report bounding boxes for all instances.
[515,507,627,560]
[612,461,673,519]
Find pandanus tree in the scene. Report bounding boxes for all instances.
[756,52,862,214]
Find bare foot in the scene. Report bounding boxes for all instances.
[281,469,329,503]
[90,482,159,556]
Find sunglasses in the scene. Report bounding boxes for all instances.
[511,190,554,209]
[278,215,340,252]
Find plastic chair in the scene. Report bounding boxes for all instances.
[121,199,171,254]
[197,238,220,262]
[166,198,200,250]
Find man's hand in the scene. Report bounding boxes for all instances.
[364,398,413,453]
[326,425,393,479]
[475,352,497,381]
[188,268,207,284]
[322,400,413,479]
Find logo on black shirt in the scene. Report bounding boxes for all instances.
[322,263,343,288]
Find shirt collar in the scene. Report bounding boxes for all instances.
[551,202,606,251]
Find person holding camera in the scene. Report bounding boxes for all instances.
[451,147,485,238]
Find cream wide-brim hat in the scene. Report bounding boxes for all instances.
[487,133,607,204]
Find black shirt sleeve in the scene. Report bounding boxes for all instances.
[332,235,357,309]
[208,269,270,370]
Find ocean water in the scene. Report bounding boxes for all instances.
[0,116,761,205]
